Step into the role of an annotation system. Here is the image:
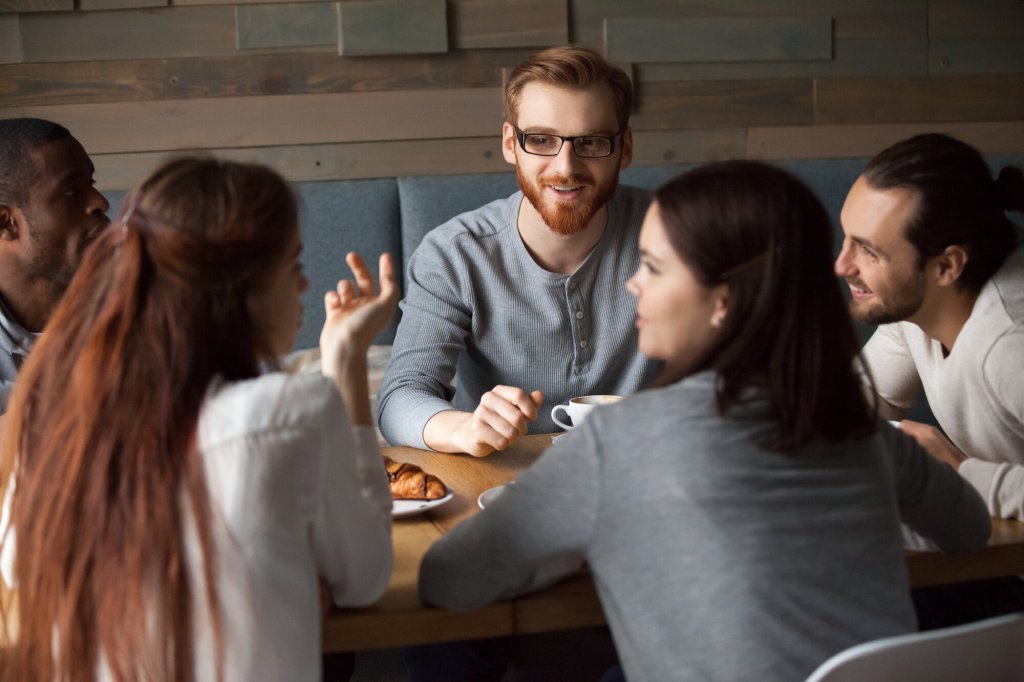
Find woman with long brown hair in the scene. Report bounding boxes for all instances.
[0,157,397,680]
[418,161,990,681]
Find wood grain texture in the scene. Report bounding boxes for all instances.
[17,87,503,154]
[637,37,927,81]
[450,0,567,49]
[89,136,511,189]
[747,120,1024,159]
[570,0,926,46]
[236,2,336,49]
[0,14,21,64]
[631,79,813,130]
[20,5,238,62]
[930,38,1024,76]
[0,49,530,107]
[79,0,166,10]
[0,0,70,11]
[605,16,832,63]
[338,0,447,56]
[929,0,1024,37]
[0,59,172,106]
[630,128,746,165]
[88,130,751,190]
[815,75,1024,125]
[164,48,526,98]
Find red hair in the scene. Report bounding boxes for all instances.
[1,157,298,681]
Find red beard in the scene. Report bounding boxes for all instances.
[516,166,618,236]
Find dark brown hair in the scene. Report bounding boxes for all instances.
[504,45,633,132]
[1,157,298,681]
[654,160,876,451]
[863,133,1022,293]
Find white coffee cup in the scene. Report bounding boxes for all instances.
[550,394,622,430]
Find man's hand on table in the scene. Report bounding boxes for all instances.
[423,386,544,457]
[899,419,969,470]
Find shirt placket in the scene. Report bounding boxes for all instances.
[565,277,592,372]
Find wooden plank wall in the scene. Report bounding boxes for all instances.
[0,0,1021,190]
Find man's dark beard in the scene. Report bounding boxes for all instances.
[847,274,926,325]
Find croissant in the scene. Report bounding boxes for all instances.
[383,456,448,500]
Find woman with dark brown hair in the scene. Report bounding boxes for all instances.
[418,161,991,681]
[0,157,397,680]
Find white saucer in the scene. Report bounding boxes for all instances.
[392,492,454,519]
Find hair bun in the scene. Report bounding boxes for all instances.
[996,165,1024,212]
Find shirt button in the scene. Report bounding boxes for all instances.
[579,340,588,348]
[575,311,584,319]
[569,282,577,290]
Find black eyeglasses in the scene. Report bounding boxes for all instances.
[513,126,623,158]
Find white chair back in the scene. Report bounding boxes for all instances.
[805,613,1024,682]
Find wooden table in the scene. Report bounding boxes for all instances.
[322,434,1024,653]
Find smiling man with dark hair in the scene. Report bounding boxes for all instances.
[0,118,110,412]
[836,133,1024,630]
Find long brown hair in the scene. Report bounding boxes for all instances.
[0,157,298,681]
[654,160,876,451]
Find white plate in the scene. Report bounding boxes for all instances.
[477,484,510,510]
[392,492,454,519]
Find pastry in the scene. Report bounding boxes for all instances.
[383,456,448,500]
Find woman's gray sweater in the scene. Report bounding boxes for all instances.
[419,371,991,682]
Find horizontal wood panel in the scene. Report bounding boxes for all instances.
[0,49,530,107]
[338,0,447,56]
[450,0,567,49]
[236,2,336,49]
[0,59,172,106]
[80,0,165,10]
[632,79,814,130]
[89,136,512,189]
[637,37,927,81]
[12,87,503,153]
[929,38,1024,76]
[20,5,238,62]
[748,120,1024,159]
[88,129,753,190]
[605,16,832,63]
[0,0,70,11]
[816,75,1024,125]
[630,128,746,165]
[571,0,926,46]
[929,0,1024,37]
[0,14,21,64]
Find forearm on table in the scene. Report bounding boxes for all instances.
[377,377,457,448]
[421,409,472,453]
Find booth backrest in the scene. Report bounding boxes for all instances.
[102,154,1024,353]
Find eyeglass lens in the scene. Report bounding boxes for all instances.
[521,133,614,158]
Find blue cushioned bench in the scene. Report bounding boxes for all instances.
[103,154,1024,357]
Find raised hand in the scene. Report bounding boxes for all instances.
[320,252,399,371]
[320,252,399,426]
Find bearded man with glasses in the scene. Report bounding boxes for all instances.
[378,45,659,457]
